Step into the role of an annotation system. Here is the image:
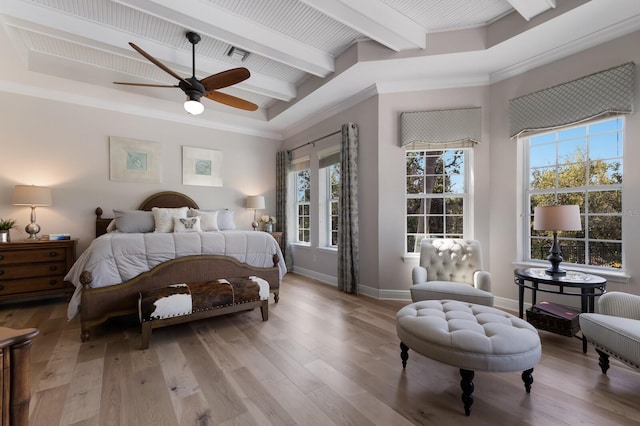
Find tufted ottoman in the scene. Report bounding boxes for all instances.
[396,300,541,416]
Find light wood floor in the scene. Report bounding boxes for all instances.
[1,273,640,425]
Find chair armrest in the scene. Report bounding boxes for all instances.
[412,266,427,285]
[473,271,491,292]
[598,292,640,320]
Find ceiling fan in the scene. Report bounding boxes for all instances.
[114,31,258,115]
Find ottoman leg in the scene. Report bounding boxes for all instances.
[459,369,475,416]
[596,349,610,374]
[400,342,409,368]
[260,300,269,321]
[521,368,534,393]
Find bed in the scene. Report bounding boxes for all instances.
[65,191,285,341]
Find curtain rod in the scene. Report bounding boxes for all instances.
[288,130,340,153]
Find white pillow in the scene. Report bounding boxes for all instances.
[173,216,201,232]
[217,209,236,230]
[189,209,219,231]
[152,207,188,232]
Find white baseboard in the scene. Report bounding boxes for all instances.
[289,269,523,312]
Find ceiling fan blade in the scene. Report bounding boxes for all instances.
[201,68,250,92]
[129,42,191,87]
[204,90,258,111]
[114,82,179,88]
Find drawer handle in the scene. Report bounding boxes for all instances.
[49,265,58,271]
[0,255,3,260]
[0,284,3,291]
[49,280,57,286]
[0,270,3,276]
[49,251,58,257]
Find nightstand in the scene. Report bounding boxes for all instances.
[267,232,283,250]
[0,239,77,302]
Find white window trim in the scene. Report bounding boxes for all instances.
[518,116,626,276]
[404,148,471,254]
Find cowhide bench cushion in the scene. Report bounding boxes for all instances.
[138,276,269,349]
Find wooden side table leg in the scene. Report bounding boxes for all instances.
[521,368,534,393]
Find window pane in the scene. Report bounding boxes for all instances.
[427,216,443,234]
[588,190,621,213]
[589,215,622,240]
[407,198,423,214]
[426,198,443,214]
[406,152,425,175]
[589,241,622,268]
[445,197,463,214]
[530,144,556,168]
[530,166,557,190]
[525,117,624,270]
[406,176,424,194]
[448,174,464,193]
[446,216,463,234]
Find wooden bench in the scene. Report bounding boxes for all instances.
[138,276,269,349]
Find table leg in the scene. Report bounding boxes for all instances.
[518,280,525,318]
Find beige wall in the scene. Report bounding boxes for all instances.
[286,29,640,308]
[0,92,281,253]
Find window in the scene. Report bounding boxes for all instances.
[524,117,623,269]
[406,149,467,252]
[328,163,340,246]
[295,168,311,243]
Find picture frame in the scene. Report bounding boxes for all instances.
[182,146,223,187]
[109,136,162,183]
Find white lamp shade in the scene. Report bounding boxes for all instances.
[533,205,581,231]
[12,185,52,206]
[246,195,265,210]
[184,99,204,115]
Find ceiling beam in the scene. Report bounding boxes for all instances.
[114,0,335,77]
[506,0,556,21]
[301,0,426,51]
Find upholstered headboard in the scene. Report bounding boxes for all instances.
[95,191,200,237]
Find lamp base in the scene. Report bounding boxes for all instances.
[545,267,566,278]
[251,220,259,231]
[25,222,40,240]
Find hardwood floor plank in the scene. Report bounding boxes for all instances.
[9,273,639,425]
[58,358,104,425]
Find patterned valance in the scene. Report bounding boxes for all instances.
[509,62,635,138]
[400,107,481,149]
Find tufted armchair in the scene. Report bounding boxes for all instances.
[579,292,640,375]
[411,238,494,306]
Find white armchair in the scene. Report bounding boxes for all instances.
[579,292,640,375]
[411,238,494,306]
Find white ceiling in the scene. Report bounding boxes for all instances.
[1,0,640,139]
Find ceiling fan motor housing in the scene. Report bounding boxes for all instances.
[180,77,205,100]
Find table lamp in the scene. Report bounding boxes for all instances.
[12,185,52,240]
[533,204,581,277]
[246,195,265,231]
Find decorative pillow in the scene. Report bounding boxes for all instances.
[106,219,117,233]
[188,208,235,230]
[113,209,155,233]
[217,209,236,230]
[152,207,188,232]
[188,209,219,231]
[173,216,201,233]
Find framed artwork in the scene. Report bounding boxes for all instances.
[182,146,223,187]
[109,137,162,183]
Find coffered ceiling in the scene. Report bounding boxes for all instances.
[1,0,640,138]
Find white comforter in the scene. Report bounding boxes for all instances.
[65,231,286,320]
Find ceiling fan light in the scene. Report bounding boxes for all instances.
[184,99,204,115]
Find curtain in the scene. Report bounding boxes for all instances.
[338,123,359,293]
[400,107,481,149]
[276,150,292,271]
[509,62,635,138]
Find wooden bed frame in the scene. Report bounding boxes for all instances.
[77,191,280,341]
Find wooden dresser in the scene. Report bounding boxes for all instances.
[0,327,38,426]
[0,239,77,302]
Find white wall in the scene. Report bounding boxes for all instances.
[489,30,640,308]
[286,29,640,308]
[0,92,281,253]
